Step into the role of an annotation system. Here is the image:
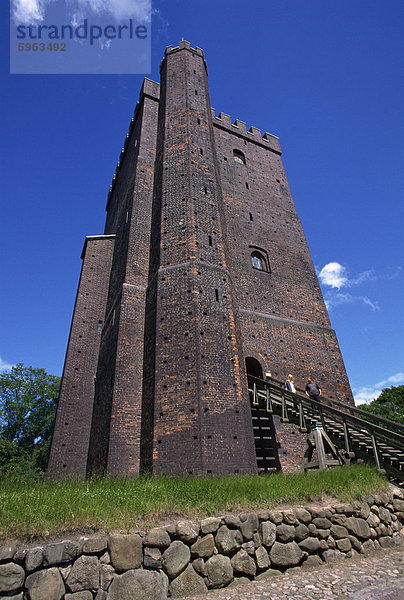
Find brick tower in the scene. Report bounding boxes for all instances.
[48,41,353,479]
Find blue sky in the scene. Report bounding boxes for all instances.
[1,0,403,405]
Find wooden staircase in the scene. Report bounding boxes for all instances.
[247,375,404,483]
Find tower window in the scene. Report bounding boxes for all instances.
[251,250,270,273]
[233,149,246,165]
[251,252,263,270]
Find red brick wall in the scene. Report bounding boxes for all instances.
[48,236,115,477]
[211,108,353,469]
[50,41,353,479]
[212,115,352,405]
[86,80,160,476]
[141,42,257,476]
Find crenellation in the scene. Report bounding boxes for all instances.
[233,119,247,133]
[218,112,230,124]
[249,126,261,137]
[178,39,191,50]
[164,41,204,58]
[106,80,159,210]
[263,131,279,140]
[211,110,281,154]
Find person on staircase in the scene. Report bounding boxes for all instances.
[283,374,296,394]
[305,377,322,404]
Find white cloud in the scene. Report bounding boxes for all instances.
[324,292,351,309]
[12,0,46,23]
[354,385,383,406]
[375,372,404,388]
[0,358,13,372]
[72,0,150,21]
[383,266,402,280]
[359,296,380,310]
[351,270,376,286]
[12,0,150,24]
[318,261,379,312]
[318,262,376,290]
[324,292,379,311]
[353,371,404,405]
[318,262,348,290]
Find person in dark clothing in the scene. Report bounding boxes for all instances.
[305,377,321,403]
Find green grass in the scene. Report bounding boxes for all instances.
[0,464,388,540]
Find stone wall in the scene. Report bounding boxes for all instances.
[1,490,402,599]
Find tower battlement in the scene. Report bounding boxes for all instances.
[211,109,281,154]
[161,41,206,73]
[106,77,160,210]
[164,40,204,57]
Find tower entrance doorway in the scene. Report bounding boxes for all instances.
[245,357,263,379]
[245,358,281,473]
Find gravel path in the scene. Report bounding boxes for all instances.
[187,545,404,600]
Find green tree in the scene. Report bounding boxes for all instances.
[0,364,60,474]
[358,385,404,428]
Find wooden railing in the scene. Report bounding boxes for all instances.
[247,375,404,482]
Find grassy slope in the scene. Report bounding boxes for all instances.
[0,464,388,540]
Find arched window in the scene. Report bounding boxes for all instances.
[250,247,271,273]
[251,251,267,271]
[233,149,246,165]
[251,252,263,270]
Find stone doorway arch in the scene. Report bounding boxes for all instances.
[245,356,263,379]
